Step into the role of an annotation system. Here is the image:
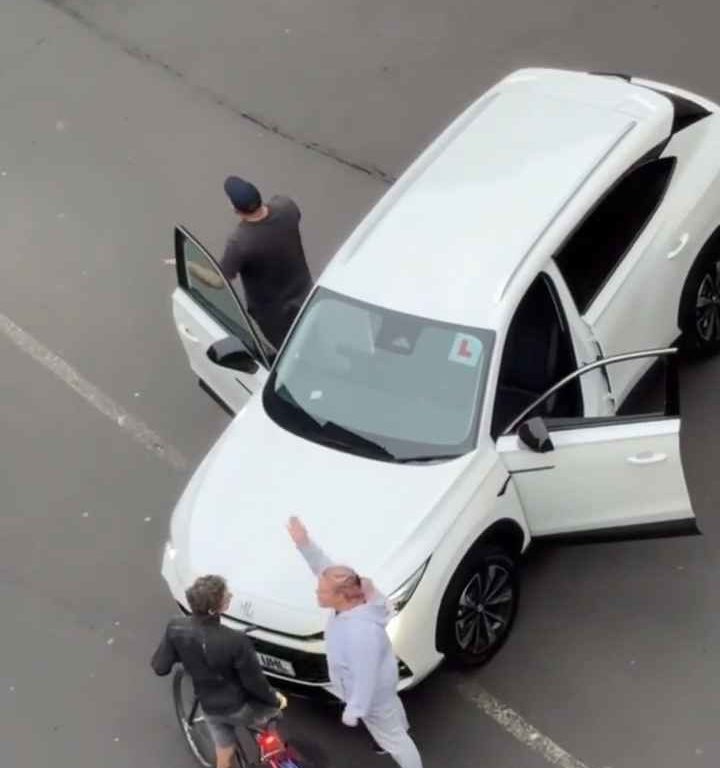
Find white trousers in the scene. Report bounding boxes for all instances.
[362,693,423,768]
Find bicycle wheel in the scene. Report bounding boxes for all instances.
[172,668,250,767]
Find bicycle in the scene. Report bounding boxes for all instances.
[173,667,319,768]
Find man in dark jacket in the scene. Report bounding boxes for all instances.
[220,176,312,348]
[151,574,286,768]
[188,177,312,349]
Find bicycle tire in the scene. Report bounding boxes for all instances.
[172,668,251,767]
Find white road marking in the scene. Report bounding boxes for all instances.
[0,312,189,471]
[457,680,592,768]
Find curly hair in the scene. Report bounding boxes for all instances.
[185,575,228,616]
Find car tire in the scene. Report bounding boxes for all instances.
[436,544,519,667]
[679,246,720,356]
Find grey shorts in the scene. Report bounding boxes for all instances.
[205,702,278,749]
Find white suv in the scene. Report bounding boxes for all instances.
[164,68,720,691]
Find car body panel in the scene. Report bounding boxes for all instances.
[497,417,693,537]
[319,69,676,330]
[168,395,489,635]
[584,115,720,399]
[172,288,268,410]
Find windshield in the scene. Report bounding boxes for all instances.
[263,288,494,462]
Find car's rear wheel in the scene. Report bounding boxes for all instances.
[437,545,519,667]
[679,248,720,355]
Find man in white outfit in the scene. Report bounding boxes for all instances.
[287,516,423,768]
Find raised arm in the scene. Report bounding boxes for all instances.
[287,516,334,575]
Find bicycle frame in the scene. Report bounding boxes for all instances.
[174,667,309,768]
[186,692,303,767]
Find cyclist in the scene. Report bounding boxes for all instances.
[151,574,287,768]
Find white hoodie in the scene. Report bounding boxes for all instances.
[298,539,400,721]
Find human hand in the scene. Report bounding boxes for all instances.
[276,692,288,710]
[287,516,309,547]
[341,708,358,727]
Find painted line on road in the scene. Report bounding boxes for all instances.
[0,312,189,472]
[457,680,592,768]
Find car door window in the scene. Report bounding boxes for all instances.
[554,157,676,313]
[491,274,582,438]
[175,227,267,363]
[504,349,679,436]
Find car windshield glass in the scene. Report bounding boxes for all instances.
[263,288,494,462]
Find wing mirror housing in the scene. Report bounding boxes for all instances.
[207,336,259,374]
[517,416,554,453]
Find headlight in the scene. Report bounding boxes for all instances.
[388,559,430,613]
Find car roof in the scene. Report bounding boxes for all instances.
[318,68,675,329]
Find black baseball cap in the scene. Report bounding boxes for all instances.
[223,176,262,213]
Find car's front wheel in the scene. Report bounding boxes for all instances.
[437,545,519,667]
[680,247,720,355]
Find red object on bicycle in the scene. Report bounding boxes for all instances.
[257,729,285,761]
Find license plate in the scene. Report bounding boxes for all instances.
[257,652,296,677]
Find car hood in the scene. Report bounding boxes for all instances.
[170,397,488,636]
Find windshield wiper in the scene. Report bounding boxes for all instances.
[275,385,323,428]
[393,453,464,464]
[317,421,395,460]
[273,389,395,460]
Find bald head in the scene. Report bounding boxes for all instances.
[316,565,365,609]
[324,566,364,599]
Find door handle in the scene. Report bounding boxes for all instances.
[667,233,689,260]
[627,452,667,465]
[178,324,200,343]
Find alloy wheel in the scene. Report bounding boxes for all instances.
[454,563,515,655]
[695,261,720,342]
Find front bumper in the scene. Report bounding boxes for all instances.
[162,543,440,693]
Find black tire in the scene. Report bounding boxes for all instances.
[172,668,249,768]
[436,545,519,667]
[679,247,720,356]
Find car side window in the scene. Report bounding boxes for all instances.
[554,157,676,313]
[539,352,678,430]
[491,274,582,438]
[176,231,263,359]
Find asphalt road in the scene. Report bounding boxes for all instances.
[3,1,720,767]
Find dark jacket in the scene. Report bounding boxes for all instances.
[220,195,312,349]
[151,615,278,715]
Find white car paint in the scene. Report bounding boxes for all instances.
[166,67,716,690]
[497,417,690,536]
[166,394,478,634]
[173,288,268,407]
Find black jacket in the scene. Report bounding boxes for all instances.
[151,615,278,715]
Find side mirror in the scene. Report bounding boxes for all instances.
[207,336,259,374]
[517,416,554,453]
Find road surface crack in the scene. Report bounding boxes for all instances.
[41,0,395,184]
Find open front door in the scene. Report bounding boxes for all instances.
[172,225,271,413]
[497,349,698,542]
